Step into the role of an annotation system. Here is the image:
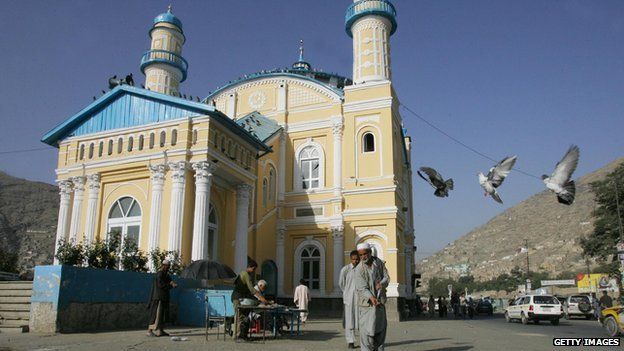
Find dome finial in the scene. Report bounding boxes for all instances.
[299,39,305,62]
[168,4,172,12]
[292,39,311,70]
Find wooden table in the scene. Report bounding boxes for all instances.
[234,305,308,341]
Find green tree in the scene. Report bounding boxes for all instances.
[580,162,624,300]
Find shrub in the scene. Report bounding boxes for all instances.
[120,238,148,272]
[149,248,184,275]
[55,239,85,266]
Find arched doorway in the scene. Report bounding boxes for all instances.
[261,260,278,298]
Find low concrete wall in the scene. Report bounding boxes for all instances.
[29,265,203,333]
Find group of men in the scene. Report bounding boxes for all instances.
[144,242,390,350]
[339,242,390,351]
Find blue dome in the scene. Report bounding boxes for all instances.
[153,8,183,31]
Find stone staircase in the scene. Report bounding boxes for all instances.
[0,281,32,333]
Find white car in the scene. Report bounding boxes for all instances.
[505,294,563,325]
[563,295,593,320]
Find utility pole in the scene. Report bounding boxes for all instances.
[525,238,530,293]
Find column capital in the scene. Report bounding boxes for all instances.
[331,225,344,239]
[236,183,253,200]
[149,163,168,182]
[331,117,344,136]
[87,173,101,190]
[192,161,217,182]
[277,225,286,241]
[57,179,73,195]
[71,176,86,192]
[168,161,189,182]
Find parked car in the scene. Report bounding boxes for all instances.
[563,295,593,320]
[475,299,494,316]
[601,306,624,337]
[505,294,563,325]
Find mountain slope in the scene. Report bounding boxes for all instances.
[0,171,57,276]
[417,157,624,285]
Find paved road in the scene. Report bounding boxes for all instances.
[0,315,620,351]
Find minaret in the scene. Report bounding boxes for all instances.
[140,6,188,96]
[345,0,397,84]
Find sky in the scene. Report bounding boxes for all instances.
[1,1,623,261]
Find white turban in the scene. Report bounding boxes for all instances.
[357,242,371,250]
[162,259,171,265]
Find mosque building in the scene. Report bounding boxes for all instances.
[42,0,415,318]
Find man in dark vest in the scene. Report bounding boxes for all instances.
[147,259,177,337]
[232,259,267,339]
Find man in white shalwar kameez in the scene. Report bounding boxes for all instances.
[355,243,389,351]
[339,250,361,349]
[294,279,311,323]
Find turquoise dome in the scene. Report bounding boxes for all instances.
[153,8,183,31]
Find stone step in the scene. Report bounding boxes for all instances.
[0,318,29,326]
[0,325,28,333]
[0,296,31,304]
[0,290,32,297]
[0,303,30,311]
[0,282,33,290]
[0,310,30,319]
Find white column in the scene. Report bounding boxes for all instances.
[276,222,286,296]
[234,183,252,273]
[83,174,101,244]
[167,161,188,254]
[331,117,343,197]
[68,176,86,242]
[54,180,73,264]
[191,161,216,261]
[148,164,167,253]
[278,131,286,202]
[332,224,345,295]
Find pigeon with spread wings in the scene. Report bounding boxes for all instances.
[478,156,517,204]
[542,145,580,205]
[417,167,454,197]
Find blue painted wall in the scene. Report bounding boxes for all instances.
[31,265,231,327]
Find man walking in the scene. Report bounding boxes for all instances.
[354,242,389,351]
[294,279,311,323]
[147,260,177,337]
[339,250,360,349]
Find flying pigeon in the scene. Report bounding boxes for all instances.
[542,145,580,205]
[417,167,454,197]
[478,155,517,204]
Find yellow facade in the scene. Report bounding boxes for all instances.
[47,1,414,304]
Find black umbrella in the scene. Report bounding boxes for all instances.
[181,260,237,281]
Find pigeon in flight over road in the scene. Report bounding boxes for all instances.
[542,145,580,205]
[417,167,454,197]
[478,156,517,204]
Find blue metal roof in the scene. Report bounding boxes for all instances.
[41,85,271,152]
[154,9,183,31]
[204,70,350,102]
[236,112,282,143]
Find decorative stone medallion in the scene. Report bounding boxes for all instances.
[248,91,266,109]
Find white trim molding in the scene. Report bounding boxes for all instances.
[343,206,398,217]
[343,97,393,113]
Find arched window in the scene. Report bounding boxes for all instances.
[207,203,218,260]
[159,131,166,147]
[138,135,144,151]
[79,144,85,160]
[149,133,155,149]
[98,141,104,157]
[298,145,321,190]
[262,178,268,208]
[127,136,134,152]
[300,246,321,290]
[220,137,226,152]
[192,130,198,145]
[117,137,123,154]
[108,140,113,155]
[88,143,94,159]
[363,132,375,152]
[107,196,142,251]
[268,167,276,202]
[171,129,178,146]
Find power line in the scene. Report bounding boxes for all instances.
[400,104,541,180]
[0,147,51,155]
